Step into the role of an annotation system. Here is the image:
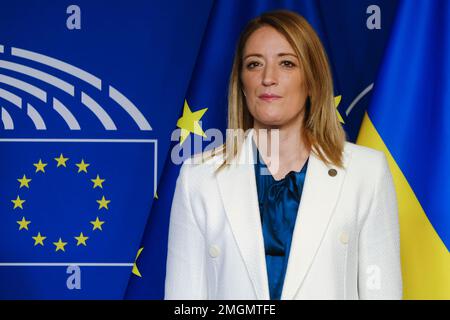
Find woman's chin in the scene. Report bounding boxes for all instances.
[255,117,285,128]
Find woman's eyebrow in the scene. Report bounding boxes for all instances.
[243,53,263,60]
[243,53,298,60]
[278,53,298,58]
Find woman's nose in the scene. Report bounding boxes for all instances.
[262,65,278,86]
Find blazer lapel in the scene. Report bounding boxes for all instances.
[280,146,351,299]
[215,129,270,300]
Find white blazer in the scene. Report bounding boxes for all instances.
[165,128,402,300]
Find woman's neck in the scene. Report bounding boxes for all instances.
[252,122,310,180]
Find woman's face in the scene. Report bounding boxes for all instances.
[241,26,308,128]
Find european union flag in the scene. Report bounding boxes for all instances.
[0,140,154,298]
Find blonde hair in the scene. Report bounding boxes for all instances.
[211,10,346,170]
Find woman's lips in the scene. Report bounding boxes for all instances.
[259,94,282,102]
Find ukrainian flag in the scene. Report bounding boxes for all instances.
[357,0,450,299]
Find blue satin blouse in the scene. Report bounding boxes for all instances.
[253,142,308,300]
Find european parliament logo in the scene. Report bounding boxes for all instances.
[0,46,152,131]
[0,44,157,298]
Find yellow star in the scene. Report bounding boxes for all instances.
[54,153,69,167]
[17,175,32,188]
[132,247,144,277]
[176,100,208,145]
[334,95,345,124]
[17,217,31,230]
[32,232,46,246]
[53,238,67,252]
[74,232,89,246]
[90,217,105,231]
[97,196,110,210]
[91,175,105,189]
[33,159,47,173]
[11,195,25,209]
[76,159,90,173]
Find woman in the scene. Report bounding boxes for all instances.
[165,10,402,300]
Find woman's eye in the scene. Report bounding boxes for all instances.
[246,61,261,69]
[281,60,296,68]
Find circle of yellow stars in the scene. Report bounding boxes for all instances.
[11,154,111,253]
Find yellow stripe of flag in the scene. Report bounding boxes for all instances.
[357,112,450,299]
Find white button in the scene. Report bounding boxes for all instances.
[209,245,220,258]
[340,232,349,244]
